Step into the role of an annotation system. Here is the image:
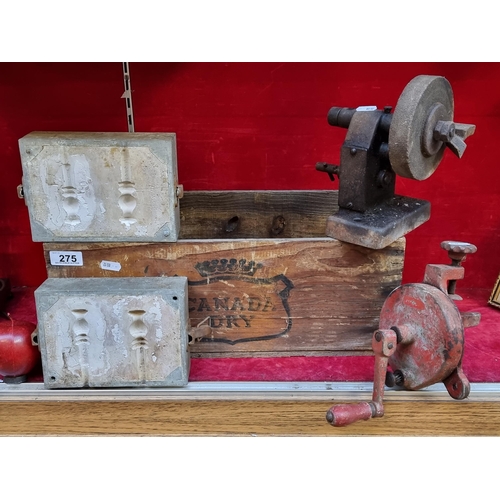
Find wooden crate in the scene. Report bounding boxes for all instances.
[44,191,405,358]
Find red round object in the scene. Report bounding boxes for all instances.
[379,283,463,390]
[0,315,39,379]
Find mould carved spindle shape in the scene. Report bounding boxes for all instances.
[71,308,90,386]
[129,309,149,382]
[61,159,81,226]
[118,150,137,227]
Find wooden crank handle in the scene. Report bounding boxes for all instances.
[326,402,375,427]
[325,329,397,428]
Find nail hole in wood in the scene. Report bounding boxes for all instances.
[225,216,240,232]
[271,215,286,236]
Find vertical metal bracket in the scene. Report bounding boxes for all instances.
[122,62,135,132]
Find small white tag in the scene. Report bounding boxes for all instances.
[100,260,122,272]
[356,105,377,111]
[49,251,83,266]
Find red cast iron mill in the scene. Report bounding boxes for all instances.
[326,241,480,427]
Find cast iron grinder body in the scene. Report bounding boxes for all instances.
[326,241,480,427]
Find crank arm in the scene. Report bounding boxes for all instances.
[326,329,397,427]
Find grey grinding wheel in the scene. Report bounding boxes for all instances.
[389,75,454,180]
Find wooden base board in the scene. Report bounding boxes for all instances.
[2,400,499,436]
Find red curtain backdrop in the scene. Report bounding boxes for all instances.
[1,62,499,289]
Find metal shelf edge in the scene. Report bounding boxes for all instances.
[1,381,500,402]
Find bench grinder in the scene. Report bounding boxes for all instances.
[316,75,476,249]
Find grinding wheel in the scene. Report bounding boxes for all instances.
[389,75,454,180]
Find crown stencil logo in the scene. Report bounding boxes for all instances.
[195,259,263,278]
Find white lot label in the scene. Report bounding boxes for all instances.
[49,251,83,266]
[100,260,122,272]
[356,105,377,111]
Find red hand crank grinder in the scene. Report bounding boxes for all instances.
[326,241,480,427]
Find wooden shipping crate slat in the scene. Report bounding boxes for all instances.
[178,190,339,239]
[44,239,404,357]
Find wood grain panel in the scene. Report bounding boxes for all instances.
[44,238,404,356]
[178,190,339,239]
[1,399,499,436]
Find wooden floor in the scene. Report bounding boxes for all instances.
[2,383,500,436]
